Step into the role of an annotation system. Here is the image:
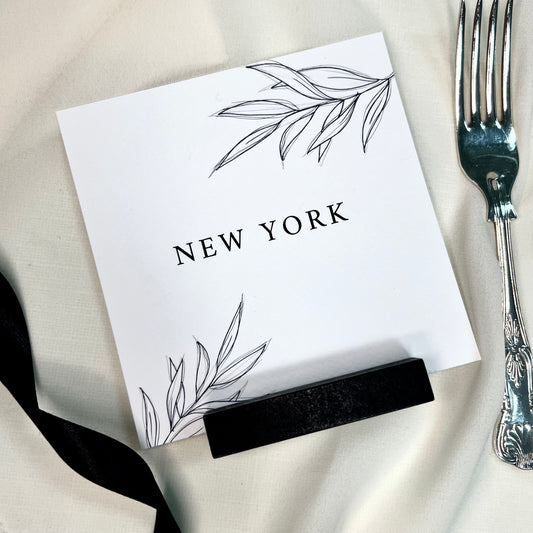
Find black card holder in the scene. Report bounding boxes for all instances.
[203,357,434,458]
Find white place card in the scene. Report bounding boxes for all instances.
[57,33,479,449]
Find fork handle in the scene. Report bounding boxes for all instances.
[492,204,533,469]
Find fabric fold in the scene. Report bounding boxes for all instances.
[0,271,180,533]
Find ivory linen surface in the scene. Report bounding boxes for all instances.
[1,1,533,532]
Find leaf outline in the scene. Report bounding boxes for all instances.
[165,357,185,426]
[139,297,270,447]
[216,295,244,368]
[362,80,392,152]
[211,122,279,175]
[211,60,393,173]
[247,61,332,101]
[195,340,212,399]
[307,96,358,154]
[279,107,317,161]
[216,99,298,119]
[212,340,269,389]
[140,388,160,448]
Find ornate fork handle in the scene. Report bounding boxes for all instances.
[492,197,533,469]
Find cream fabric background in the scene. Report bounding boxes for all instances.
[1,1,533,532]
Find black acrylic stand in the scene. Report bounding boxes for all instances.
[203,357,433,458]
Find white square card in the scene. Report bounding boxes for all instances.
[58,33,479,448]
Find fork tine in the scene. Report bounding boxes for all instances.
[486,0,498,121]
[471,0,482,124]
[502,0,513,123]
[456,0,466,127]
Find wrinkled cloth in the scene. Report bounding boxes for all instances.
[0,272,180,532]
[1,1,533,532]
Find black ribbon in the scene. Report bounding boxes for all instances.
[0,272,181,532]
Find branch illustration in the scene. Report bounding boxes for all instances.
[211,61,394,175]
[139,296,270,447]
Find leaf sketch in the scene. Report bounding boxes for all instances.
[140,388,159,448]
[211,61,394,175]
[139,296,269,447]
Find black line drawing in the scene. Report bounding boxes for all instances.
[211,61,394,175]
[139,296,269,448]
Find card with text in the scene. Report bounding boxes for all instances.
[58,33,479,448]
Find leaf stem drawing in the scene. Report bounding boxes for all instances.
[139,296,269,447]
[211,61,394,175]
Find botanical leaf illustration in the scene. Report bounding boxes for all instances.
[166,358,185,426]
[211,341,269,389]
[362,79,392,152]
[211,122,279,175]
[140,388,160,448]
[292,66,379,97]
[192,397,244,414]
[139,297,269,447]
[247,62,331,100]
[167,357,177,381]
[323,100,344,127]
[217,100,297,119]
[313,102,344,162]
[279,108,316,161]
[212,60,394,174]
[166,414,205,443]
[318,140,332,163]
[195,340,211,399]
[229,389,242,401]
[308,97,357,154]
[216,296,244,368]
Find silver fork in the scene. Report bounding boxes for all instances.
[456,0,533,469]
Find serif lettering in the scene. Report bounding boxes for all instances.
[172,202,348,266]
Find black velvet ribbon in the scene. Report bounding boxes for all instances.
[0,272,181,532]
